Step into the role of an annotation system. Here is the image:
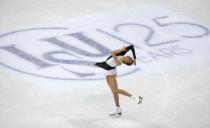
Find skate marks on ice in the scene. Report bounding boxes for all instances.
[68,117,168,128]
[148,66,210,127]
[0,4,210,128]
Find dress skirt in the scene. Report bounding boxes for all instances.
[94,66,117,76]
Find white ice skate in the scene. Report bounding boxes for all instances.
[131,95,143,104]
[109,107,122,117]
[138,96,143,104]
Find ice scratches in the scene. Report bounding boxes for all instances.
[68,118,168,128]
[154,99,177,122]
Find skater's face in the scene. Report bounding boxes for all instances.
[124,56,134,66]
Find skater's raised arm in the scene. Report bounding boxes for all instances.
[111,47,127,55]
[111,47,126,65]
[125,45,136,60]
[106,45,136,65]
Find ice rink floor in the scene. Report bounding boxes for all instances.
[0,0,210,128]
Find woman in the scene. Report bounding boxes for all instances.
[95,45,143,116]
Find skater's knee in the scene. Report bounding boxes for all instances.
[111,89,119,94]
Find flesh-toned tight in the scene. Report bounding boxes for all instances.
[106,75,132,107]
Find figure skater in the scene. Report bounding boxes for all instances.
[95,44,143,116]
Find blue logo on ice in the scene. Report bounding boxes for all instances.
[0,27,141,80]
[0,13,209,80]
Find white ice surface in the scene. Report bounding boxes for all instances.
[0,1,210,128]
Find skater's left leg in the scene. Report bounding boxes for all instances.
[117,89,132,97]
[108,75,143,104]
[108,75,132,97]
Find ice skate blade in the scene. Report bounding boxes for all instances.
[109,113,122,117]
[138,96,143,104]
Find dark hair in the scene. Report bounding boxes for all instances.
[123,60,134,66]
[122,56,134,66]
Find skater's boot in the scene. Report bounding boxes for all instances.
[131,95,143,104]
[109,107,122,116]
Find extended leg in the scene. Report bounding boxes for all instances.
[117,89,132,97]
[110,77,143,104]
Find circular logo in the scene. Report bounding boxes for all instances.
[0,27,140,80]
